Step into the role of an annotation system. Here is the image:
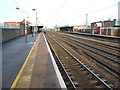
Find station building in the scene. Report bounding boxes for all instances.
[59,26,73,32]
[4,19,31,35]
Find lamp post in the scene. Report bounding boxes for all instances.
[16,7,28,42]
[24,19,27,42]
[25,17,29,42]
[32,9,38,35]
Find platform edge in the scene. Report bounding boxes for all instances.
[43,32,67,88]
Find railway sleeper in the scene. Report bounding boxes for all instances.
[70,76,75,80]
[85,74,93,78]
[107,83,114,88]
[62,63,66,66]
[96,73,102,78]
[79,68,86,71]
[102,79,108,83]
[73,63,80,66]
[95,85,105,88]
[66,83,77,88]
[64,66,68,69]
[73,81,79,87]
[90,80,101,86]
[65,68,71,72]
[65,82,70,86]
[82,71,89,75]
[83,64,89,67]
[73,60,78,63]
[68,72,72,76]
[75,64,83,68]
[76,65,82,68]
[65,81,74,88]
[89,76,96,80]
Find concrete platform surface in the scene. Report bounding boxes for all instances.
[3,34,38,88]
[12,32,66,89]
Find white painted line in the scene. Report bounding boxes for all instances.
[43,32,67,88]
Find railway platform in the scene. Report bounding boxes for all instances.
[11,32,66,89]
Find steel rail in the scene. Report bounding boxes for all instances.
[55,34,120,64]
[61,37,120,74]
[49,33,120,78]
[62,33,120,51]
[58,34,120,58]
[48,34,113,90]
[47,38,77,89]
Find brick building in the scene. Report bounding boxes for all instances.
[4,19,31,35]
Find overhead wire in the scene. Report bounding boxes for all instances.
[45,0,60,26]
[10,0,119,26]
[53,1,118,26]
[11,0,29,16]
[73,2,118,25]
[48,0,69,26]
[54,0,97,25]
[74,3,118,19]
[71,0,97,14]
[89,11,118,21]
[54,0,69,16]
[54,0,101,26]
[89,3,118,14]
[10,0,35,22]
[51,0,60,13]
[87,3,118,24]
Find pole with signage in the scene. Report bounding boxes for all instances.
[36,12,38,34]
[24,19,27,42]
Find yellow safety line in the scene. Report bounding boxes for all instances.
[10,33,41,89]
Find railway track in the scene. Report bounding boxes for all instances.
[45,32,113,89]
[59,34,119,63]
[61,33,119,54]
[45,31,120,88]
[56,33,119,59]
[67,32,119,43]
[52,33,119,62]
[52,33,119,78]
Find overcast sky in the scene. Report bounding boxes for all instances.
[0,0,119,28]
